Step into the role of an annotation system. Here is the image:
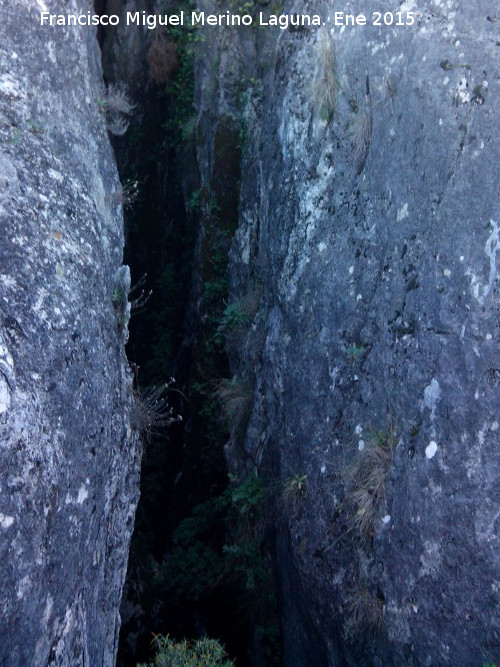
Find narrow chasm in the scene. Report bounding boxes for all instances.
[96,5,280,666]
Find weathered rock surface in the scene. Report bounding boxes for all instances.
[0,2,140,665]
[193,1,500,664]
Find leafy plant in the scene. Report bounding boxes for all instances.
[139,634,234,667]
[213,290,260,346]
[231,473,264,516]
[345,343,366,362]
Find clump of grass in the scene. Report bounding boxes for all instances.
[345,426,397,540]
[345,342,366,363]
[281,474,308,506]
[345,586,383,638]
[349,112,372,173]
[111,178,140,208]
[213,376,252,430]
[132,380,182,442]
[279,473,307,509]
[138,634,234,667]
[312,29,338,119]
[100,83,136,136]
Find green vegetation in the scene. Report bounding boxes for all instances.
[158,473,280,663]
[156,0,200,140]
[281,473,308,506]
[345,343,366,362]
[139,635,234,667]
[213,291,259,346]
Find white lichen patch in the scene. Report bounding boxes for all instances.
[397,203,409,221]
[0,274,16,289]
[47,168,64,183]
[475,499,500,546]
[400,0,417,10]
[76,484,89,504]
[456,76,470,104]
[423,378,441,422]
[483,219,499,301]
[0,375,11,414]
[42,596,53,625]
[425,441,438,459]
[0,513,14,528]
[0,73,24,100]
[16,575,31,600]
[419,540,442,577]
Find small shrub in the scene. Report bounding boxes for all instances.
[132,381,182,442]
[213,290,260,346]
[139,634,234,667]
[344,426,397,539]
[230,473,264,516]
[111,178,140,208]
[100,83,136,136]
[147,37,179,84]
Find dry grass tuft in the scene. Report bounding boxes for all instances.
[345,585,383,637]
[350,112,372,173]
[312,29,338,118]
[213,376,252,430]
[132,381,182,442]
[344,426,397,539]
[279,474,308,512]
[103,83,136,136]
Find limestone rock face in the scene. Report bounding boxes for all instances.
[0,2,140,665]
[194,1,500,664]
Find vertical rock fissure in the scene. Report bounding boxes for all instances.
[96,3,281,665]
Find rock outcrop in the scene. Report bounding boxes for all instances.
[0,2,140,665]
[193,0,500,664]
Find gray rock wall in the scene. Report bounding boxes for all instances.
[0,2,140,665]
[194,1,500,664]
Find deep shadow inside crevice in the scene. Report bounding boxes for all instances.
[96,4,281,665]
